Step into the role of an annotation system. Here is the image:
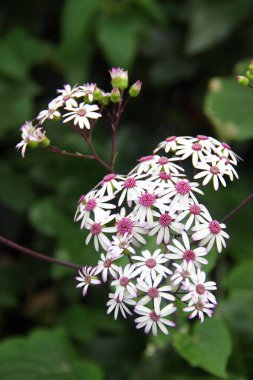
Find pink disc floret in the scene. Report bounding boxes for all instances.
[150,311,160,322]
[117,217,133,235]
[210,166,220,175]
[124,177,136,188]
[222,142,231,150]
[190,204,201,215]
[196,284,205,295]
[120,277,129,287]
[146,258,156,268]
[139,155,154,163]
[183,250,196,262]
[196,135,208,141]
[103,259,112,268]
[148,287,159,298]
[209,220,221,234]
[91,223,101,235]
[85,199,97,211]
[158,156,169,165]
[139,192,156,207]
[160,171,171,180]
[166,136,176,142]
[175,180,191,195]
[103,173,116,182]
[192,143,202,151]
[159,213,173,227]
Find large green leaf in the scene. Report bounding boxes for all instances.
[185,0,253,54]
[173,318,232,378]
[0,328,104,380]
[224,260,253,291]
[204,77,253,141]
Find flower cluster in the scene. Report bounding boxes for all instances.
[75,135,241,335]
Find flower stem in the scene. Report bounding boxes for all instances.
[221,192,253,223]
[46,145,95,160]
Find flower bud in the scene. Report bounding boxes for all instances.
[100,92,110,106]
[236,76,249,86]
[110,87,121,103]
[93,88,102,101]
[245,70,253,81]
[40,136,51,148]
[109,67,128,90]
[129,80,142,97]
[28,140,39,149]
[249,61,253,74]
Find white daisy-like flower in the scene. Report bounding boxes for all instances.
[37,99,62,124]
[75,191,116,229]
[167,232,208,267]
[149,170,185,189]
[96,252,119,283]
[76,266,101,297]
[79,82,97,102]
[163,179,203,206]
[153,136,178,153]
[191,216,229,253]
[194,156,227,191]
[98,173,123,197]
[181,268,217,305]
[107,292,135,320]
[183,295,215,323]
[132,155,157,175]
[16,121,46,157]
[170,261,195,288]
[215,142,242,165]
[182,135,220,152]
[136,275,175,314]
[63,101,101,129]
[175,139,212,166]
[219,155,239,181]
[149,209,184,244]
[132,249,171,281]
[134,304,176,335]
[175,201,211,231]
[116,173,148,207]
[55,84,83,107]
[111,264,137,301]
[104,208,148,246]
[85,213,116,252]
[107,233,135,259]
[150,155,185,176]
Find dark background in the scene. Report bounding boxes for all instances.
[0,1,253,379]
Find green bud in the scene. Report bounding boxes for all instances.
[28,140,39,149]
[100,93,110,106]
[245,70,253,81]
[249,61,253,74]
[109,68,128,90]
[93,88,102,101]
[40,136,51,147]
[110,87,121,103]
[236,76,249,86]
[129,80,142,97]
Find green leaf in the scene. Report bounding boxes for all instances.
[204,77,253,141]
[173,318,232,378]
[225,260,253,291]
[0,328,104,380]
[185,0,253,54]
[97,15,144,68]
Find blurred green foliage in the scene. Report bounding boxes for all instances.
[0,0,253,379]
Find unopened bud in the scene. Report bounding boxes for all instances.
[28,140,39,149]
[245,70,253,81]
[249,61,253,74]
[129,80,142,97]
[40,136,51,148]
[110,87,121,103]
[109,67,128,90]
[100,92,110,106]
[236,76,249,86]
[93,88,102,101]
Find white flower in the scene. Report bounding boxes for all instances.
[76,266,101,296]
[37,99,62,123]
[194,156,227,191]
[107,292,135,319]
[163,179,203,206]
[116,173,148,207]
[85,213,116,252]
[215,142,242,165]
[79,82,97,102]
[149,171,185,189]
[136,275,175,314]
[167,232,208,267]
[132,249,171,281]
[16,121,46,157]
[111,264,137,301]
[180,135,220,152]
[154,136,178,153]
[175,201,211,230]
[149,209,184,244]
[55,84,83,106]
[181,269,217,304]
[150,155,185,175]
[175,139,212,166]
[96,252,119,282]
[183,295,215,323]
[219,156,239,181]
[135,304,176,335]
[63,101,101,129]
[107,233,135,259]
[170,261,195,288]
[75,191,116,229]
[98,173,123,197]
[133,155,157,175]
[191,217,229,253]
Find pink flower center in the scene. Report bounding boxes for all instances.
[209,220,221,234]
[139,155,154,163]
[120,277,129,287]
[175,180,191,195]
[196,135,208,141]
[159,171,171,180]
[210,166,219,175]
[150,311,160,322]
[159,213,173,227]
[190,204,201,215]
[117,217,133,235]
[124,177,136,188]
[103,173,116,182]
[139,192,156,207]
[91,223,101,235]
[103,259,112,268]
[222,142,231,150]
[166,136,176,142]
[146,258,156,268]
[84,276,91,284]
[85,199,96,211]
[77,108,86,116]
[192,143,202,151]
[182,270,190,278]
[183,250,196,262]
[148,287,159,298]
[195,301,204,311]
[196,284,205,295]
[158,156,169,165]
